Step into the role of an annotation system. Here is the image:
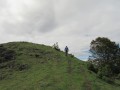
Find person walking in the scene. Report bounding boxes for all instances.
[64,46,69,56]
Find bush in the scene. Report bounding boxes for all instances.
[53,42,60,51]
[97,65,113,78]
[0,72,6,80]
[116,73,120,79]
[87,63,98,73]
[4,50,15,60]
[18,64,29,71]
[0,46,16,63]
[69,54,74,58]
[97,68,115,84]
[102,76,114,84]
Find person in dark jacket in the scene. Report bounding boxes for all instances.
[64,46,69,56]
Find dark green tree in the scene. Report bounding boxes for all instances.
[89,37,120,77]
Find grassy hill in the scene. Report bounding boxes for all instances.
[0,42,120,90]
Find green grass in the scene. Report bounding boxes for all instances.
[0,42,120,90]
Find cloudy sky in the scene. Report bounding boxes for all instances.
[0,0,120,60]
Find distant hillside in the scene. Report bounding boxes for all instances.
[0,42,120,90]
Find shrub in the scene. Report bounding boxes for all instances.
[8,63,29,71]
[0,72,6,80]
[87,63,98,73]
[4,50,15,60]
[69,54,74,58]
[97,65,113,80]
[53,42,60,51]
[0,46,16,63]
[102,76,114,84]
[18,64,28,71]
[116,73,120,79]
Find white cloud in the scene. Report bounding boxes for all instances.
[0,0,120,60]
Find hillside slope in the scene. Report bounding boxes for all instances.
[0,42,120,90]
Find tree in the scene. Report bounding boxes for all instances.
[53,42,60,51]
[89,37,120,77]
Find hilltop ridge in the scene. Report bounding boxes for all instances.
[0,42,120,90]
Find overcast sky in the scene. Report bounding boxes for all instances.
[0,0,120,60]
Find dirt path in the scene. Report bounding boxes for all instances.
[80,65,92,90]
[67,57,92,90]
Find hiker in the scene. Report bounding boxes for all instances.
[64,46,69,56]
